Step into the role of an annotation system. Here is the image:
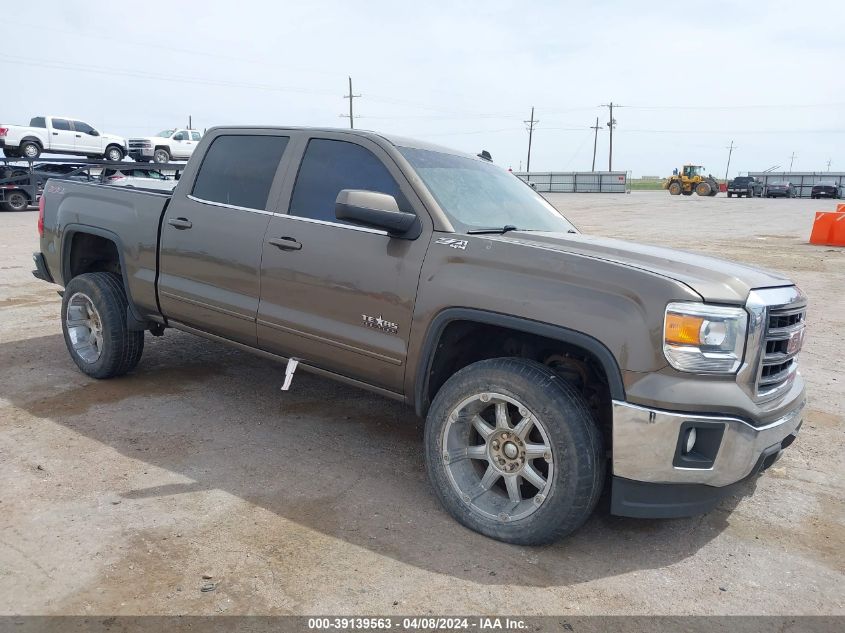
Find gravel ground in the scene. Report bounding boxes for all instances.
[0,191,842,616]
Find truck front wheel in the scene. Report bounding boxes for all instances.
[61,272,144,379]
[153,148,170,163]
[424,358,605,545]
[105,145,124,161]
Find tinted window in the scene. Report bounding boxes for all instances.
[191,132,201,141]
[73,121,95,134]
[29,117,46,128]
[288,139,406,223]
[192,135,288,210]
[52,119,71,131]
[173,131,187,141]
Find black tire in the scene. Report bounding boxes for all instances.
[61,272,144,379]
[153,148,170,163]
[668,181,682,195]
[3,148,20,158]
[104,145,124,162]
[19,140,41,160]
[727,192,733,198]
[1,190,29,212]
[424,358,605,545]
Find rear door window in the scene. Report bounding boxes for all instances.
[51,119,71,131]
[191,135,289,210]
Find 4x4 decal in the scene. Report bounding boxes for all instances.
[435,237,468,250]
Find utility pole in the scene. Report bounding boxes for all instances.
[826,158,832,172]
[524,106,539,174]
[188,115,192,129]
[789,151,797,172]
[724,140,736,184]
[590,117,603,172]
[600,102,620,170]
[341,76,361,129]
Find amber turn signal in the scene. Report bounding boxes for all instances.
[665,313,704,345]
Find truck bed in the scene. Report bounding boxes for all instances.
[40,179,172,321]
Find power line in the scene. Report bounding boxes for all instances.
[524,107,539,174]
[340,77,361,130]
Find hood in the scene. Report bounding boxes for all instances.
[491,231,792,303]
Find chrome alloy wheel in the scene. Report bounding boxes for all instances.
[66,292,104,363]
[441,392,554,523]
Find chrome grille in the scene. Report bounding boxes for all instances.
[757,305,805,399]
[128,140,151,148]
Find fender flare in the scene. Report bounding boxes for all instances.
[19,135,44,148]
[60,224,146,328]
[413,307,626,416]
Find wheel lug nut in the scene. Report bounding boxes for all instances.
[502,432,510,439]
[544,451,551,462]
[492,441,499,449]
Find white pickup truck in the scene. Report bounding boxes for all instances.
[0,116,127,161]
[127,128,202,163]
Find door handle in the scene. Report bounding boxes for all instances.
[52,132,59,135]
[268,236,302,251]
[167,217,193,229]
[75,134,81,138]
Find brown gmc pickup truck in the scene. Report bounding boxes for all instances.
[33,127,807,544]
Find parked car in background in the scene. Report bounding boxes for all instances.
[101,167,177,191]
[765,181,796,198]
[811,180,840,199]
[726,176,763,198]
[0,116,127,161]
[128,129,202,163]
[1,161,94,212]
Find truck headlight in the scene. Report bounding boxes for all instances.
[663,303,747,373]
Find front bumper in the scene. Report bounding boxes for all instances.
[609,397,804,517]
[128,148,154,160]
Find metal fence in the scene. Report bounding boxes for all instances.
[513,171,628,193]
[747,172,845,199]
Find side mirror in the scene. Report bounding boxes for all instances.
[335,189,416,236]
[89,130,100,136]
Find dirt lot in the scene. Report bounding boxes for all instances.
[1,191,843,616]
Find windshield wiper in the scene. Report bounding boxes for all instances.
[467,224,520,235]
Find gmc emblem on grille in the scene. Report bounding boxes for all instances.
[787,328,805,354]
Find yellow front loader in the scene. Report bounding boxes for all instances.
[665,164,719,196]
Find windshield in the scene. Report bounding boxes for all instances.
[398,147,576,233]
[157,129,176,138]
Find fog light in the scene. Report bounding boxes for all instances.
[684,427,697,454]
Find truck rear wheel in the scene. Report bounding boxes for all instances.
[61,272,144,379]
[19,141,41,160]
[424,358,605,545]
[668,181,682,195]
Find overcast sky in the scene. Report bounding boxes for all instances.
[4,0,844,177]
